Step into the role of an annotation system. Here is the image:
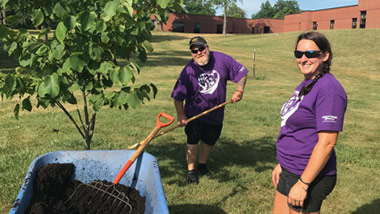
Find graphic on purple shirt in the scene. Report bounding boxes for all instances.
[276,73,347,176]
[171,51,248,124]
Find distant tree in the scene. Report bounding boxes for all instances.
[252,0,300,19]
[273,0,301,19]
[183,0,216,15]
[211,0,243,37]
[226,3,246,18]
[252,0,275,19]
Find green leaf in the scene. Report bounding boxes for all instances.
[101,32,110,43]
[99,61,114,76]
[22,97,32,111]
[89,44,104,61]
[126,92,140,108]
[69,83,80,92]
[110,69,120,85]
[8,42,17,55]
[14,103,20,120]
[129,62,140,74]
[80,11,96,32]
[115,91,128,107]
[142,40,153,53]
[53,3,67,19]
[64,15,76,30]
[38,73,60,98]
[5,75,16,92]
[157,0,170,8]
[122,0,133,15]
[36,44,48,56]
[69,54,86,72]
[104,0,120,20]
[90,94,104,111]
[96,20,107,33]
[150,83,158,99]
[19,53,34,67]
[118,66,133,85]
[64,92,77,104]
[31,9,44,27]
[105,91,116,99]
[56,22,67,44]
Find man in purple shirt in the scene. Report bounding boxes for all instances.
[171,36,248,184]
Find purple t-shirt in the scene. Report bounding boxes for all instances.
[171,51,248,125]
[276,73,347,176]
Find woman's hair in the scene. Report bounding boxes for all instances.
[296,32,333,100]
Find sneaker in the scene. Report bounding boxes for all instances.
[198,163,212,177]
[186,170,199,184]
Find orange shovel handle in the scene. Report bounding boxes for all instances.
[113,112,174,184]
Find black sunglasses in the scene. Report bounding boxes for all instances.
[294,50,322,58]
[191,46,207,54]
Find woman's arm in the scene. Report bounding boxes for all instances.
[287,131,339,207]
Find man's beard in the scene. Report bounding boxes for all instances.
[194,54,209,66]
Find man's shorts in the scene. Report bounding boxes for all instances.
[277,167,337,213]
[185,119,223,146]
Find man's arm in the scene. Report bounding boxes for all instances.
[231,74,247,103]
[174,99,188,127]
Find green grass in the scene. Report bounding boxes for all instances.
[1,29,380,213]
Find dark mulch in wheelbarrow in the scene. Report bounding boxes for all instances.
[27,163,145,214]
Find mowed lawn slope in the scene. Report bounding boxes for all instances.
[1,29,379,213]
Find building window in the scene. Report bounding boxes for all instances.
[216,24,223,34]
[360,11,366,28]
[313,22,317,30]
[264,26,270,33]
[330,20,335,30]
[193,23,200,33]
[173,21,184,32]
[352,18,357,29]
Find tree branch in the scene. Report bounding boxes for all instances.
[56,101,85,139]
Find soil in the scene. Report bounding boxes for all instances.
[26,163,145,214]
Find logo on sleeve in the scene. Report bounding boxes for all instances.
[322,115,338,123]
[198,70,220,94]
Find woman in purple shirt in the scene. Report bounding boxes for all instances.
[272,32,347,214]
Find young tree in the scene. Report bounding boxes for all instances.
[0,0,182,150]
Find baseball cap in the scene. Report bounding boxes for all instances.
[189,36,207,49]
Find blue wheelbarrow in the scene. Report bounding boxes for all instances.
[10,112,175,214]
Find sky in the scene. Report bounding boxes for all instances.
[216,0,359,18]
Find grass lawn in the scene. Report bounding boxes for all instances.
[1,29,380,213]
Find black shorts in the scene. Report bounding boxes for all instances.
[277,167,337,213]
[185,119,223,146]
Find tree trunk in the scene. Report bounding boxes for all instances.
[223,4,227,37]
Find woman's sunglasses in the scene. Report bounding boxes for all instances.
[191,46,207,54]
[294,50,322,59]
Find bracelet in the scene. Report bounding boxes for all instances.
[236,89,244,93]
[299,177,310,186]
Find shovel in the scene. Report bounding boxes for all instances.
[113,112,174,184]
[127,99,232,150]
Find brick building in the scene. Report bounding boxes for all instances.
[154,0,380,34]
